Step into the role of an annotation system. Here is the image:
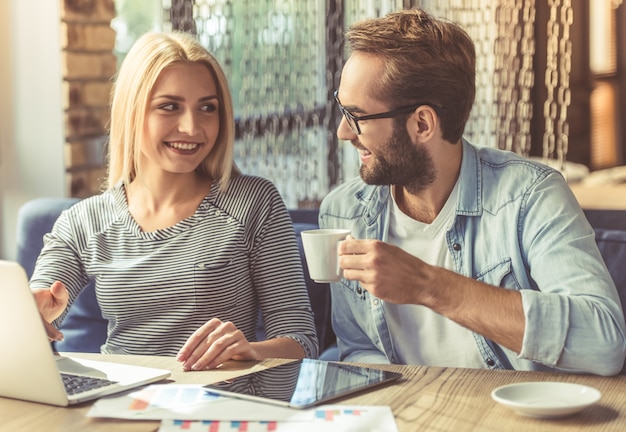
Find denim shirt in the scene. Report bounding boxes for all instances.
[319,139,626,375]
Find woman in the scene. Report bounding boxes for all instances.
[31,32,318,370]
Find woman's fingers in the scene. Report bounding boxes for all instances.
[177,319,258,371]
[41,316,64,341]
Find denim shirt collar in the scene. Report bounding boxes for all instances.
[456,138,482,216]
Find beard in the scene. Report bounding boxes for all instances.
[359,121,436,194]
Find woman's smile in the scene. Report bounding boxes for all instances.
[165,141,201,152]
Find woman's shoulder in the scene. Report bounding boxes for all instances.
[66,189,119,215]
[218,174,282,205]
[214,174,288,222]
[58,188,124,231]
[225,174,279,194]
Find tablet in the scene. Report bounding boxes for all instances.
[204,358,402,409]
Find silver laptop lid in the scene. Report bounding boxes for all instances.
[0,260,69,405]
[0,260,171,406]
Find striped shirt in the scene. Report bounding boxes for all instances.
[31,175,318,358]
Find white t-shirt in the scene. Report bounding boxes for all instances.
[382,182,486,368]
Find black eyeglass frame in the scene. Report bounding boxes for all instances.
[334,90,445,135]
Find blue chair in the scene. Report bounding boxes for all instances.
[583,210,626,314]
[16,198,106,352]
[583,209,626,232]
[583,209,626,374]
[16,197,336,356]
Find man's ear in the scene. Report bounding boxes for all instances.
[408,106,438,142]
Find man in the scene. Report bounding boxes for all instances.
[320,8,626,375]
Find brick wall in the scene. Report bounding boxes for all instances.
[60,0,116,197]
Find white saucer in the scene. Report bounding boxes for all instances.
[491,382,601,419]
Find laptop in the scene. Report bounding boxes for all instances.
[0,260,171,406]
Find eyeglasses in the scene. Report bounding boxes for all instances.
[334,90,444,135]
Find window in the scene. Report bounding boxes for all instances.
[589,0,623,169]
[111,1,581,206]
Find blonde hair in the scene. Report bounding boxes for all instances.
[106,31,238,190]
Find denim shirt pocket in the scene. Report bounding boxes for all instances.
[475,257,521,291]
[473,258,520,370]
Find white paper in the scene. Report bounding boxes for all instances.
[87,384,314,421]
[158,405,398,432]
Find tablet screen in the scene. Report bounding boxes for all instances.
[204,359,402,409]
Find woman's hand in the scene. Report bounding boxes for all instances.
[31,281,69,342]
[176,318,260,371]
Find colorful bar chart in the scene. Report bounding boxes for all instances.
[162,406,395,432]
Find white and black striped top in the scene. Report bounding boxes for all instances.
[30,175,318,358]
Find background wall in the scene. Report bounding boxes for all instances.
[0,0,65,260]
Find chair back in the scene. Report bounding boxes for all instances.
[584,209,626,375]
[16,197,107,352]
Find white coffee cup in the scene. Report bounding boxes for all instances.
[301,228,351,283]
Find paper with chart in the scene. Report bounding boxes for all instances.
[87,384,315,421]
[158,405,398,432]
[87,383,398,431]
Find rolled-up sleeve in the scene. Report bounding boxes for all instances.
[517,174,626,375]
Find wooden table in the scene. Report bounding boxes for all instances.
[2,353,626,432]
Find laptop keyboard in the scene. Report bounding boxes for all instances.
[61,373,119,395]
